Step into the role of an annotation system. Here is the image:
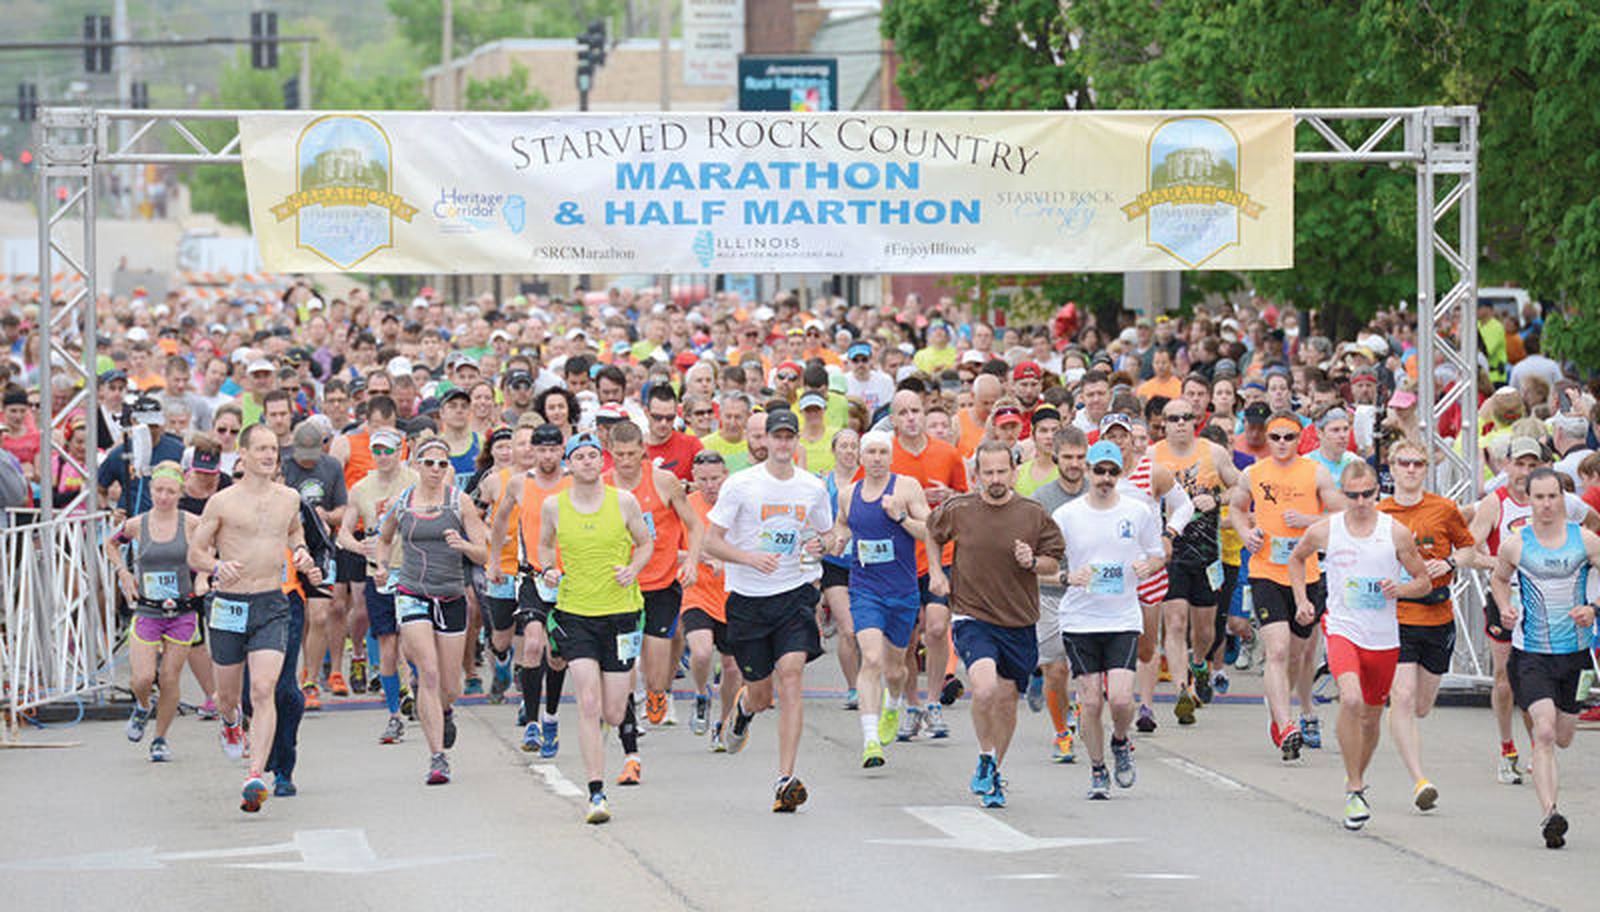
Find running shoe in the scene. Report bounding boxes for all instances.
[1025,671,1045,713]
[426,753,450,785]
[1301,716,1322,749]
[970,753,997,795]
[1212,670,1231,695]
[1135,704,1157,733]
[645,690,668,725]
[240,776,268,813]
[539,719,560,759]
[443,711,457,749]
[843,688,859,711]
[274,774,297,797]
[586,793,611,824]
[380,715,405,745]
[862,739,886,768]
[1088,764,1111,800]
[772,776,808,813]
[1498,747,1523,785]
[349,659,368,695]
[691,693,711,735]
[197,697,218,720]
[464,676,484,696]
[1111,739,1136,788]
[489,659,512,704]
[1175,689,1197,726]
[1578,705,1600,722]
[328,672,350,697]
[1051,730,1075,764]
[941,674,964,705]
[709,721,727,753]
[924,704,950,739]
[148,736,171,762]
[219,717,246,760]
[662,695,679,726]
[126,704,151,742]
[981,775,1006,809]
[878,706,901,745]
[1343,790,1371,830]
[368,673,383,695]
[1541,810,1568,849]
[1192,664,1214,705]
[897,706,923,742]
[1158,655,1172,682]
[617,755,642,786]
[1281,726,1303,763]
[1234,636,1254,670]
[726,687,753,754]
[1413,779,1439,812]
[521,721,542,753]
[302,681,321,711]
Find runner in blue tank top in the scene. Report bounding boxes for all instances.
[828,430,934,769]
[1490,467,1600,849]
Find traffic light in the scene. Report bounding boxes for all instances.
[130,81,149,110]
[283,76,299,110]
[84,15,112,74]
[583,21,607,69]
[251,11,279,70]
[19,149,33,168]
[576,20,606,109]
[17,83,38,122]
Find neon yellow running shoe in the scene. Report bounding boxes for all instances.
[862,739,886,768]
[878,707,900,745]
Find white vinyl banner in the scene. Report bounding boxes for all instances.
[239,110,1294,274]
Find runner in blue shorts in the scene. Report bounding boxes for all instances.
[829,430,934,768]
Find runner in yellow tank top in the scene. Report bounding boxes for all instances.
[1230,410,1345,762]
[535,433,652,825]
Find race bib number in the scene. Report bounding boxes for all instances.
[1089,563,1125,595]
[615,629,643,662]
[1205,560,1224,591]
[142,571,180,601]
[396,594,430,621]
[1346,577,1388,612]
[376,569,400,595]
[211,597,248,634]
[1270,536,1301,564]
[643,511,657,539]
[759,529,798,555]
[856,538,895,565]
[534,574,560,603]
[485,577,516,600]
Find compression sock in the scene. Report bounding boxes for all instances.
[619,696,640,755]
[1046,689,1067,734]
[544,665,566,715]
[380,674,401,715]
[520,661,544,721]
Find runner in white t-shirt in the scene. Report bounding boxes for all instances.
[704,408,833,813]
[1053,441,1165,800]
[1288,460,1431,831]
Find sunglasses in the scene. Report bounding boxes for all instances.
[215,427,239,436]
[1343,487,1379,500]
[370,445,397,456]
[690,408,715,417]
[649,412,676,422]
[776,373,799,382]
[851,357,869,363]
[692,452,725,465]
[418,458,450,469]
[1267,432,1299,442]
[1165,413,1196,423]
[1092,465,1121,477]
[1393,457,1427,468]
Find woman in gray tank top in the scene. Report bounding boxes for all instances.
[106,461,208,762]
[374,436,490,785]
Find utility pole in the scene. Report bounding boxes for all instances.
[114,0,131,218]
[299,41,311,109]
[658,0,671,305]
[441,0,453,110]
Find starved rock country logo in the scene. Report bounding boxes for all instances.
[1121,116,1264,268]
[692,230,715,268]
[270,114,419,269]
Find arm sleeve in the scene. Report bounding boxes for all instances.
[1162,480,1194,534]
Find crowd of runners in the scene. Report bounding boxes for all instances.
[2,284,1598,846]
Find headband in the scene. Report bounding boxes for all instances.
[1267,416,1302,434]
[413,437,450,459]
[150,466,183,483]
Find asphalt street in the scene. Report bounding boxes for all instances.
[3,657,1596,912]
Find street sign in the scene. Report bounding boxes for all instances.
[737,56,836,112]
[683,0,743,87]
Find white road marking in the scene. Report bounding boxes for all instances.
[1126,873,1198,880]
[1159,757,1246,791]
[990,873,1064,881]
[533,762,584,798]
[871,806,1138,853]
[0,829,490,873]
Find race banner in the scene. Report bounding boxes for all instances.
[239,111,1294,275]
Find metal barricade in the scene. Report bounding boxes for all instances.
[1,511,117,738]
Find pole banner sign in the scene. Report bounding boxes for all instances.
[239,110,1293,275]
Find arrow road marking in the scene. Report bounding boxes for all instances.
[1,829,491,874]
[871,806,1139,854]
[533,763,584,798]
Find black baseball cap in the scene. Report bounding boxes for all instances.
[1243,402,1272,425]
[440,387,471,405]
[506,369,534,388]
[765,408,799,435]
[530,424,564,446]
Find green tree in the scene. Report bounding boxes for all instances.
[464,62,549,111]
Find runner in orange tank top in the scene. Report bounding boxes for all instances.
[679,450,745,746]
[606,422,704,735]
[487,424,573,754]
[1230,409,1345,762]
